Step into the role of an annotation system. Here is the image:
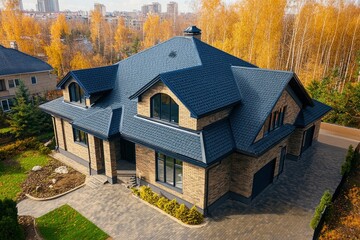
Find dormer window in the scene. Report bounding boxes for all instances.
[151,93,179,124]
[69,82,85,105]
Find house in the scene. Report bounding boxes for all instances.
[40,26,331,214]
[0,43,57,112]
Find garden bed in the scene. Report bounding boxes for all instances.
[18,215,41,240]
[20,160,86,200]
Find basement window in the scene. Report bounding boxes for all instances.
[156,152,183,189]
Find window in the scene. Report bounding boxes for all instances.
[0,80,5,91]
[73,128,88,145]
[1,99,10,112]
[8,79,20,88]
[156,152,183,189]
[266,106,287,134]
[31,76,37,84]
[69,82,85,104]
[151,93,179,124]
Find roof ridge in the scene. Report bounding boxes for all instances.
[232,66,294,74]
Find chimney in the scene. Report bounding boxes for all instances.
[9,41,18,50]
[184,26,201,40]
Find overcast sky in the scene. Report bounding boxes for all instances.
[21,0,202,12]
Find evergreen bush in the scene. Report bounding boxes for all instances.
[175,204,189,222]
[163,199,178,216]
[310,190,332,230]
[186,206,204,225]
[0,137,39,161]
[156,197,169,210]
[0,199,24,240]
[341,145,355,175]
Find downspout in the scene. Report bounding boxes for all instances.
[52,116,59,151]
[86,134,92,176]
[204,167,209,216]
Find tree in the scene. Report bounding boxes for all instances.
[114,17,132,60]
[70,52,92,70]
[44,14,70,77]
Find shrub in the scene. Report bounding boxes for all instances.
[341,145,355,175]
[0,199,24,240]
[156,197,169,210]
[163,199,178,216]
[37,143,51,155]
[310,190,332,230]
[0,137,39,161]
[175,204,189,222]
[133,186,204,224]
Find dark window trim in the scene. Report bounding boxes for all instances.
[155,152,183,190]
[73,127,88,146]
[265,105,287,135]
[150,93,179,124]
[69,82,85,105]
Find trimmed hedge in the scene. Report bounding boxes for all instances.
[132,186,204,225]
[0,199,24,240]
[341,145,356,175]
[0,137,51,161]
[310,190,332,230]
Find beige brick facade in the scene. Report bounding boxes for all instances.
[136,144,206,209]
[255,90,301,142]
[231,139,288,198]
[103,140,117,180]
[137,82,231,131]
[62,78,91,107]
[0,71,57,99]
[207,156,232,205]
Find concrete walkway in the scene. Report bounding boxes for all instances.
[18,134,351,240]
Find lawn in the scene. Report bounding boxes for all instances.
[36,204,109,240]
[0,150,50,200]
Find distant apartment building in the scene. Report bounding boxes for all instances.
[167,1,178,16]
[141,2,161,15]
[0,43,57,112]
[36,0,59,12]
[94,3,106,16]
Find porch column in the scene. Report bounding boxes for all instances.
[88,135,104,175]
[103,140,117,184]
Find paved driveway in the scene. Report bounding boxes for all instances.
[18,135,350,240]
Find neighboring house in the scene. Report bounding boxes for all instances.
[40,26,331,215]
[0,44,57,112]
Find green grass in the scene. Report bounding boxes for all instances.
[0,127,11,134]
[37,204,109,240]
[0,150,50,200]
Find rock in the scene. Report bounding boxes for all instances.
[32,166,42,172]
[35,186,41,192]
[44,139,52,147]
[51,178,56,184]
[54,166,68,174]
[49,185,53,189]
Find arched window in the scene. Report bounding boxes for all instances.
[69,82,85,104]
[151,93,179,124]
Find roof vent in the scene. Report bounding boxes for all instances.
[169,51,177,58]
[184,26,201,40]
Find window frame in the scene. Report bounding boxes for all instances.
[73,127,88,146]
[150,93,179,124]
[1,99,10,112]
[265,105,287,135]
[0,80,6,91]
[31,76,37,85]
[155,152,183,190]
[68,82,85,105]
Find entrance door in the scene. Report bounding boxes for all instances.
[252,159,276,198]
[120,139,135,163]
[279,146,286,174]
[302,126,315,153]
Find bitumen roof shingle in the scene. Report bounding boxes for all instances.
[40,36,330,167]
[57,65,118,96]
[295,99,332,127]
[0,45,52,76]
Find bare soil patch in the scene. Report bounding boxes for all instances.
[20,160,86,199]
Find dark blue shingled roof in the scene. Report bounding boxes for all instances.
[41,36,330,167]
[295,99,332,127]
[230,67,295,152]
[0,45,52,76]
[57,65,118,96]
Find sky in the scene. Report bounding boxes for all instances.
[21,0,201,13]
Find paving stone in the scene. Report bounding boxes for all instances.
[17,135,348,240]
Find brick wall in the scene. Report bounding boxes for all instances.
[0,71,56,98]
[231,139,288,198]
[255,90,300,142]
[137,82,231,131]
[63,120,89,161]
[136,144,206,209]
[103,140,117,181]
[62,79,91,107]
[54,117,65,149]
[207,156,232,205]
